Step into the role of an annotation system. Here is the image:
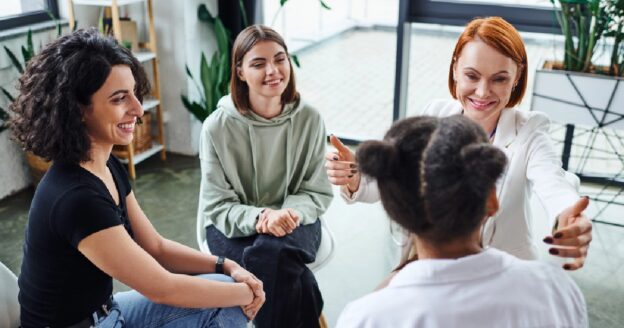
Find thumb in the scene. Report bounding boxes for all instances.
[559,197,589,220]
[330,134,350,158]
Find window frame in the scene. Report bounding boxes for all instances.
[410,0,561,34]
[0,0,59,31]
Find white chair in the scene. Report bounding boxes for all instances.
[196,216,336,272]
[0,261,20,328]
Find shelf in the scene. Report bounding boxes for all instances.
[72,0,145,6]
[115,142,164,165]
[69,0,166,179]
[143,98,159,111]
[133,50,156,63]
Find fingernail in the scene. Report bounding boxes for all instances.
[348,175,354,178]
[563,264,571,270]
[351,169,358,174]
[554,232,563,239]
[543,237,553,244]
[350,163,357,168]
[583,196,589,200]
[549,248,559,255]
[333,156,338,161]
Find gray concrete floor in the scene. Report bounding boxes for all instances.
[1,152,623,327]
[1,27,624,327]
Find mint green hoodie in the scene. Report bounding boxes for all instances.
[197,95,334,238]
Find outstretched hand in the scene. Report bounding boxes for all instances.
[543,197,592,270]
[325,135,361,192]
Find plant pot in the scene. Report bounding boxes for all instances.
[25,152,52,186]
[531,59,624,192]
[531,60,624,129]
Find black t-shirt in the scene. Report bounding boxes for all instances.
[18,156,133,327]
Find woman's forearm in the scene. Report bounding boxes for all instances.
[154,238,219,274]
[151,273,253,308]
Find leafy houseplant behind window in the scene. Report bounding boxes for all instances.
[550,0,623,76]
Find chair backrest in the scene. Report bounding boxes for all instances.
[196,216,335,273]
[0,261,20,328]
[196,212,211,254]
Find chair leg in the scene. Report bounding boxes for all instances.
[319,313,329,328]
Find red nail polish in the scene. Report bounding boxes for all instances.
[563,264,571,270]
[543,237,553,244]
[554,232,563,239]
[549,248,559,255]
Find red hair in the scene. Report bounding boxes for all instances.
[449,17,528,108]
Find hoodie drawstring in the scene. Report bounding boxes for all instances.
[248,125,261,203]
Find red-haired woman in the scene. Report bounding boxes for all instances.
[326,17,592,268]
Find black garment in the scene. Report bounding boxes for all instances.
[18,157,133,328]
[206,219,323,328]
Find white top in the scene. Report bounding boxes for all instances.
[342,99,580,259]
[336,248,587,328]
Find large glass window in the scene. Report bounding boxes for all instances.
[0,0,59,31]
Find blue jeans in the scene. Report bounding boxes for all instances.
[93,274,247,328]
[206,219,322,328]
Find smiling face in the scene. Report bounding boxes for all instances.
[83,65,143,147]
[453,38,520,122]
[237,40,291,104]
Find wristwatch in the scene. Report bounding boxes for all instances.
[215,256,225,274]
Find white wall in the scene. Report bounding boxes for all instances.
[156,0,218,155]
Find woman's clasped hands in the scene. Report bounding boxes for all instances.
[256,208,300,237]
[228,264,265,320]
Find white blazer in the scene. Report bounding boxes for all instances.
[343,99,580,259]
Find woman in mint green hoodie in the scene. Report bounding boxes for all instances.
[197,25,334,328]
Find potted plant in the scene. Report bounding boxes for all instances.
[532,0,623,129]
[3,22,65,185]
[531,1,624,191]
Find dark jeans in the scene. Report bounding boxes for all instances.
[206,219,323,328]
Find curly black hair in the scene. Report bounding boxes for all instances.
[357,115,508,244]
[10,28,150,163]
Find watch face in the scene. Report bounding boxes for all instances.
[216,256,225,274]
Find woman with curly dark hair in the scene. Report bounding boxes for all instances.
[11,28,263,328]
[336,115,587,327]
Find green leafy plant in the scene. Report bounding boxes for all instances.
[0,29,34,133]
[550,0,608,72]
[181,4,232,122]
[605,0,624,75]
[1,13,66,132]
[550,0,623,76]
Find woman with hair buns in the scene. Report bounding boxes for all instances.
[326,16,592,267]
[336,115,587,328]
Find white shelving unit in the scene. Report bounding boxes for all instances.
[68,0,166,179]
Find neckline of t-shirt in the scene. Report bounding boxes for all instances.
[77,158,124,208]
